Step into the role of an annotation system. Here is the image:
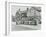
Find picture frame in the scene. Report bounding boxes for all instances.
[5,1,44,35]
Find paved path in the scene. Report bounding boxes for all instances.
[12,24,39,31]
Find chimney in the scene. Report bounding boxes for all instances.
[27,8,29,11]
[18,9,20,11]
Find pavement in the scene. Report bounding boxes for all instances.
[11,24,40,31]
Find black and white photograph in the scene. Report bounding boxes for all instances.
[1,0,46,36]
[11,4,41,31]
[0,0,46,36]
